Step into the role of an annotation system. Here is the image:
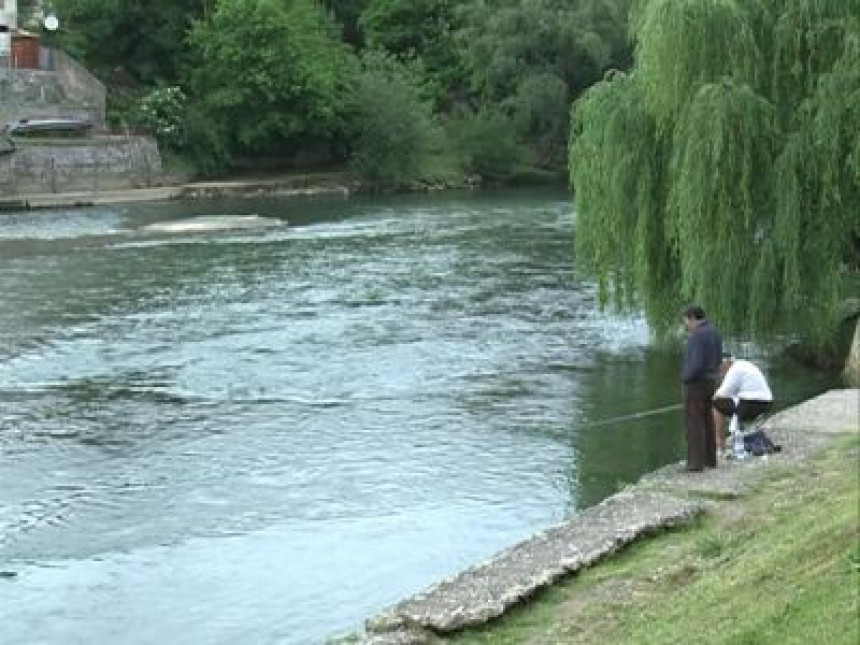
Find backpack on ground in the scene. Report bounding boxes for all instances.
[743,429,781,456]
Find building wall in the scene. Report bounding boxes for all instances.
[0,0,15,63]
[0,136,163,194]
[0,1,19,29]
[0,51,106,127]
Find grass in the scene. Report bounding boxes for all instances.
[445,436,860,644]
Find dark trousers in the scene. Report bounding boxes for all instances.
[712,398,772,427]
[685,380,717,470]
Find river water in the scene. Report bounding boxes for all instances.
[0,189,838,644]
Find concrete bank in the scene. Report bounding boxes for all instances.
[359,389,859,644]
[0,175,353,211]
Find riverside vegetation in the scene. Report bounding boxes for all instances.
[33,0,633,184]
[569,0,860,372]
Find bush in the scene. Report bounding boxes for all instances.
[346,51,442,186]
[188,0,348,155]
[132,85,187,150]
[507,72,570,168]
[447,111,525,181]
[179,102,230,178]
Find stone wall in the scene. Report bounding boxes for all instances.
[0,137,162,194]
[0,50,106,127]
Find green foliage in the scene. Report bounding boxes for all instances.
[632,0,759,128]
[320,0,369,46]
[360,0,453,56]
[359,0,469,109]
[571,0,860,346]
[456,0,633,170]
[46,0,634,181]
[103,87,144,131]
[180,101,230,178]
[131,86,188,150]
[507,72,569,167]
[667,81,778,332]
[345,51,442,185]
[447,110,526,181]
[188,0,349,155]
[570,72,678,328]
[15,1,41,29]
[53,0,207,85]
[458,0,631,101]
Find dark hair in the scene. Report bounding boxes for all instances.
[721,351,733,360]
[684,305,706,320]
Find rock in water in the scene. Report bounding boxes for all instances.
[140,215,287,235]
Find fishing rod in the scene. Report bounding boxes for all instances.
[581,403,683,429]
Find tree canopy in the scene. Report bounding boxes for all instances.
[50,0,634,181]
[458,0,632,166]
[54,0,208,85]
[570,0,860,347]
[188,0,348,154]
[345,51,442,184]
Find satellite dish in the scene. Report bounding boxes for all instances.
[43,14,59,31]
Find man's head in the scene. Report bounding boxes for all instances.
[719,351,734,378]
[683,305,706,333]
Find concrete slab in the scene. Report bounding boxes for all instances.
[638,457,767,500]
[0,174,355,212]
[639,390,859,500]
[0,186,182,209]
[365,490,702,639]
[765,388,859,434]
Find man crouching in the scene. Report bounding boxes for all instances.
[712,353,774,455]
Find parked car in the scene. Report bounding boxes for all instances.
[4,117,93,137]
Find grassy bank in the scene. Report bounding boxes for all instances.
[446,436,860,644]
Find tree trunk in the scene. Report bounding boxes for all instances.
[844,318,860,386]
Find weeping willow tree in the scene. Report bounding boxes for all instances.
[570,0,860,352]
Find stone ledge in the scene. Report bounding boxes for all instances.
[638,390,858,500]
[764,388,858,435]
[364,490,702,640]
[0,177,354,211]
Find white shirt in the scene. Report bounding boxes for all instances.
[715,359,773,401]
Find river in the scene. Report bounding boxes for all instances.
[0,189,838,644]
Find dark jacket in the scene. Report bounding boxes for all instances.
[682,320,722,383]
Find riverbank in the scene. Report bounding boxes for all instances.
[0,166,563,212]
[356,389,859,644]
[0,171,357,211]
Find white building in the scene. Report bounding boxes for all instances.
[0,1,17,58]
[0,1,18,27]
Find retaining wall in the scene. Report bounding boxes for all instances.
[0,49,106,127]
[0,137,162,194]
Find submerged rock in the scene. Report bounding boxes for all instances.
[140,215,287,235]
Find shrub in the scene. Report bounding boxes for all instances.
[179,102,230,178]
[346,51,442,186]
[447,110,525,181]
[132,85,187,150]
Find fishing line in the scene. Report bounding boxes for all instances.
[581,403,683,429]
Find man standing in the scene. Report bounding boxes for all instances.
[681,305,723,471]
